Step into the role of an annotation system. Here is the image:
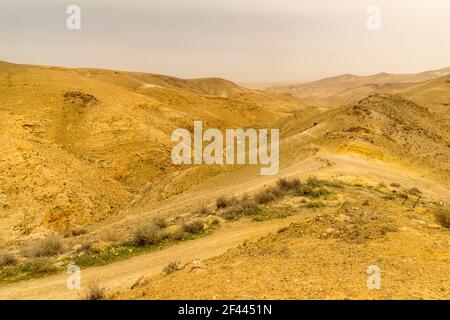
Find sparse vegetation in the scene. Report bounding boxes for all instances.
[221,199,261,220]
[198,205,210,215]
[169,229,189,241]
[23,234,65,257]
[254,187,283,204]
[133,224,166,246]
[21,258,57,275]
[182,220,204,234]
[0,252,17,267]
[433,208,450,228]
[407,187,422,196]
[390,182,401,187]
[216,196,236,209]
[305,201,325,208]
[65,228,88,238]
[153,217,168,229]
[163,261,179,275]
[82,280,107,300]
[276,177,301,192]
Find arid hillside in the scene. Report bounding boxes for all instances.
[269,68,450,108]
[0,60,308,243]
[0,61,448,300]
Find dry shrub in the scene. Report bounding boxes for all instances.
[163,261,179,275]
[407,187,422,196]
[276,177,301,192]
[71,228,87,237]
[221,198,260,220]
[182,220,204,235]
[305,177,325,188]
[198,205,210,215]
[0,252,17,267]
[82,280,107,300]
[433,208,450,228]
[22,258,57,274]
[216,196,237,209]
[169,229,188,241]
[153,217,168,229]
[133,224,166,246]
[254,186,283,205]
[23,234,65,257]
[390,182,401,187]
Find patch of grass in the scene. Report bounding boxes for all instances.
[168,229,189,241]
[254,187,283,204]
[82,280,107,300]
[0,257,60,285]
[433,208,450,228]
[133,224,167,246]
[23,234,65,257]
[295,185,329,198]
[222,202,262,220]
[276,177,301,192]
[182,220,204,235]
[21,258,58,275]
[216,196,236,209]
[163,261,179,275]
[251,207,294,222]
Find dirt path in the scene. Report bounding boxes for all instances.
[0,215,304,300]
[1,151,447,300]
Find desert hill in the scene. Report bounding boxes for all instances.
[0,61,448,300]
[0,60,309,241]
[269,68,450,108]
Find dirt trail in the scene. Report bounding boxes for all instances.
[1,151,447,300]
[0,215,304,300]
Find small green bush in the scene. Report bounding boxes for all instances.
[21,258,57,274]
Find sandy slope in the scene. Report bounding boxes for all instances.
[1,150,447,299]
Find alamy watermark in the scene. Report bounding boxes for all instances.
[367,264,381,290]
[66,264,81,290]
[366,4,381,30]
[171,121,279,175]
[66,5,81,30]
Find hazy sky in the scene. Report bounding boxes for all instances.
[1,0,450,82]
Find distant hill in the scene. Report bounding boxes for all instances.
[268,68,450,108]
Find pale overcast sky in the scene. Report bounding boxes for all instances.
[1,0,449,82]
